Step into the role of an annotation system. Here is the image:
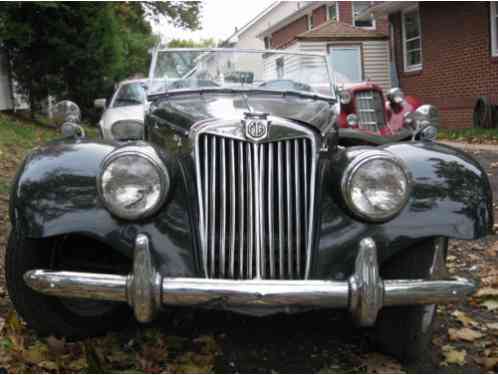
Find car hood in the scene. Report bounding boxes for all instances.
[101,105,145,126]
[148,92,335,135]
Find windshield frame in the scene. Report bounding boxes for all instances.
[148,47,336,100]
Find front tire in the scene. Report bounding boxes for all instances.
[374,237,447,363]
[5,228,132,338]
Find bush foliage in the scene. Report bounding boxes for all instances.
[0,2,201,119]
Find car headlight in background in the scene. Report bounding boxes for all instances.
[342,151,411,221]
[387,87,405,105]
[339,90,352,105]
[347,114,359,127]
[98,147,169,220]
[111,120,144,141]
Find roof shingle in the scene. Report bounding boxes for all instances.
[296,21,388,41]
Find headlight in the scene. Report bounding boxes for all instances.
[342,151,411,221]
[98,147,169,220]
[111,121,144,141]
[347,114,359,127]
[340,90,352,105]
[387,87,405,105]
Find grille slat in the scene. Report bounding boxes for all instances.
[196,134,314,280]
[267,143,275,279]
[277,141,285,279]
[356,90,386,132]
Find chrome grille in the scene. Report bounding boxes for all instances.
[355,90,386,132]
[195,133,316,280]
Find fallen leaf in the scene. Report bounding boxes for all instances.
[441,345,466,366]
[486,322,498,330]
[364,353,405,373]
[46,336,65,356]
[481,299,498,311]
[67,357,87,371]
[23,342,49,365]
[448,328,484,342]
[476,287,498,297]
[475,357,498,371]
[39,360,58,371]
[451,310,478,327]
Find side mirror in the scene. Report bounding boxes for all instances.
[94,98,107,109]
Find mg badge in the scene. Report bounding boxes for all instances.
[244,119,270,141]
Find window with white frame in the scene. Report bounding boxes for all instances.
[353,2,375,28]
[327,3,339,22]
[308,14,314,30]
[403,7,423,71]
[491,2,498,57]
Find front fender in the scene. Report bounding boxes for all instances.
[10,139,200,277]
[315,141,493,278]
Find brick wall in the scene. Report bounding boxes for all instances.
[271,15,308,49]
[390,2,498,129]
[313,5,327,26]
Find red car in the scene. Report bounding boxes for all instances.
[334,82,436,144]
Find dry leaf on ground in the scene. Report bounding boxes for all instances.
[363,353,405,374]
[448,328,484,342]
[441,345,466,366]
[451,310,478,327]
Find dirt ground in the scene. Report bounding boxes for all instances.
[0,142,496,373]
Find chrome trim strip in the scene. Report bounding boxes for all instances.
[294,139,302,276]
[209,136,217,277]
[220,138,227,278]
[238,141,245,278]
[268,143,275,279]
[285,140,293,279]
[277,141,285,279]
[24,236,477,325]
[247,142,254,278]
[229,139,236,278]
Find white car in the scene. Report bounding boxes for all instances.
[94,79,146,141]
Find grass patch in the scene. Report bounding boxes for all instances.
[0,178,10,194]
[439,128,498,143]
[0,113,59,150]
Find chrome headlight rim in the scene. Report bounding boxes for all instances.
[387,87,405,105]
[97,147,170,220]
[110,120,144,141]
[341,151,412,222]
[340,90,352,105]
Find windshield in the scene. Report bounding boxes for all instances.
[112,82,146,108]
[149,49,334,98]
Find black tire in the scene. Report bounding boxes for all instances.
[5,228,132,339]
[374,237,447,363]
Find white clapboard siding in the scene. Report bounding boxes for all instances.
[292,40,392,93]
[362,40,391,92]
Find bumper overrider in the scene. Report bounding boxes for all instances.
[23,235,476,327]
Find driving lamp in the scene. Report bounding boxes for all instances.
[347,114,359,127]
[340,90,352,105]
[342,152,411,222]
[99,148,169,220]
[387,88,405,105]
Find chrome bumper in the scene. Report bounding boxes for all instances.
[24,235,476,327]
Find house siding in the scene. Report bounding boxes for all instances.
[271,15,309,49]
[296,40,392,92]
[390,2,498,129]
